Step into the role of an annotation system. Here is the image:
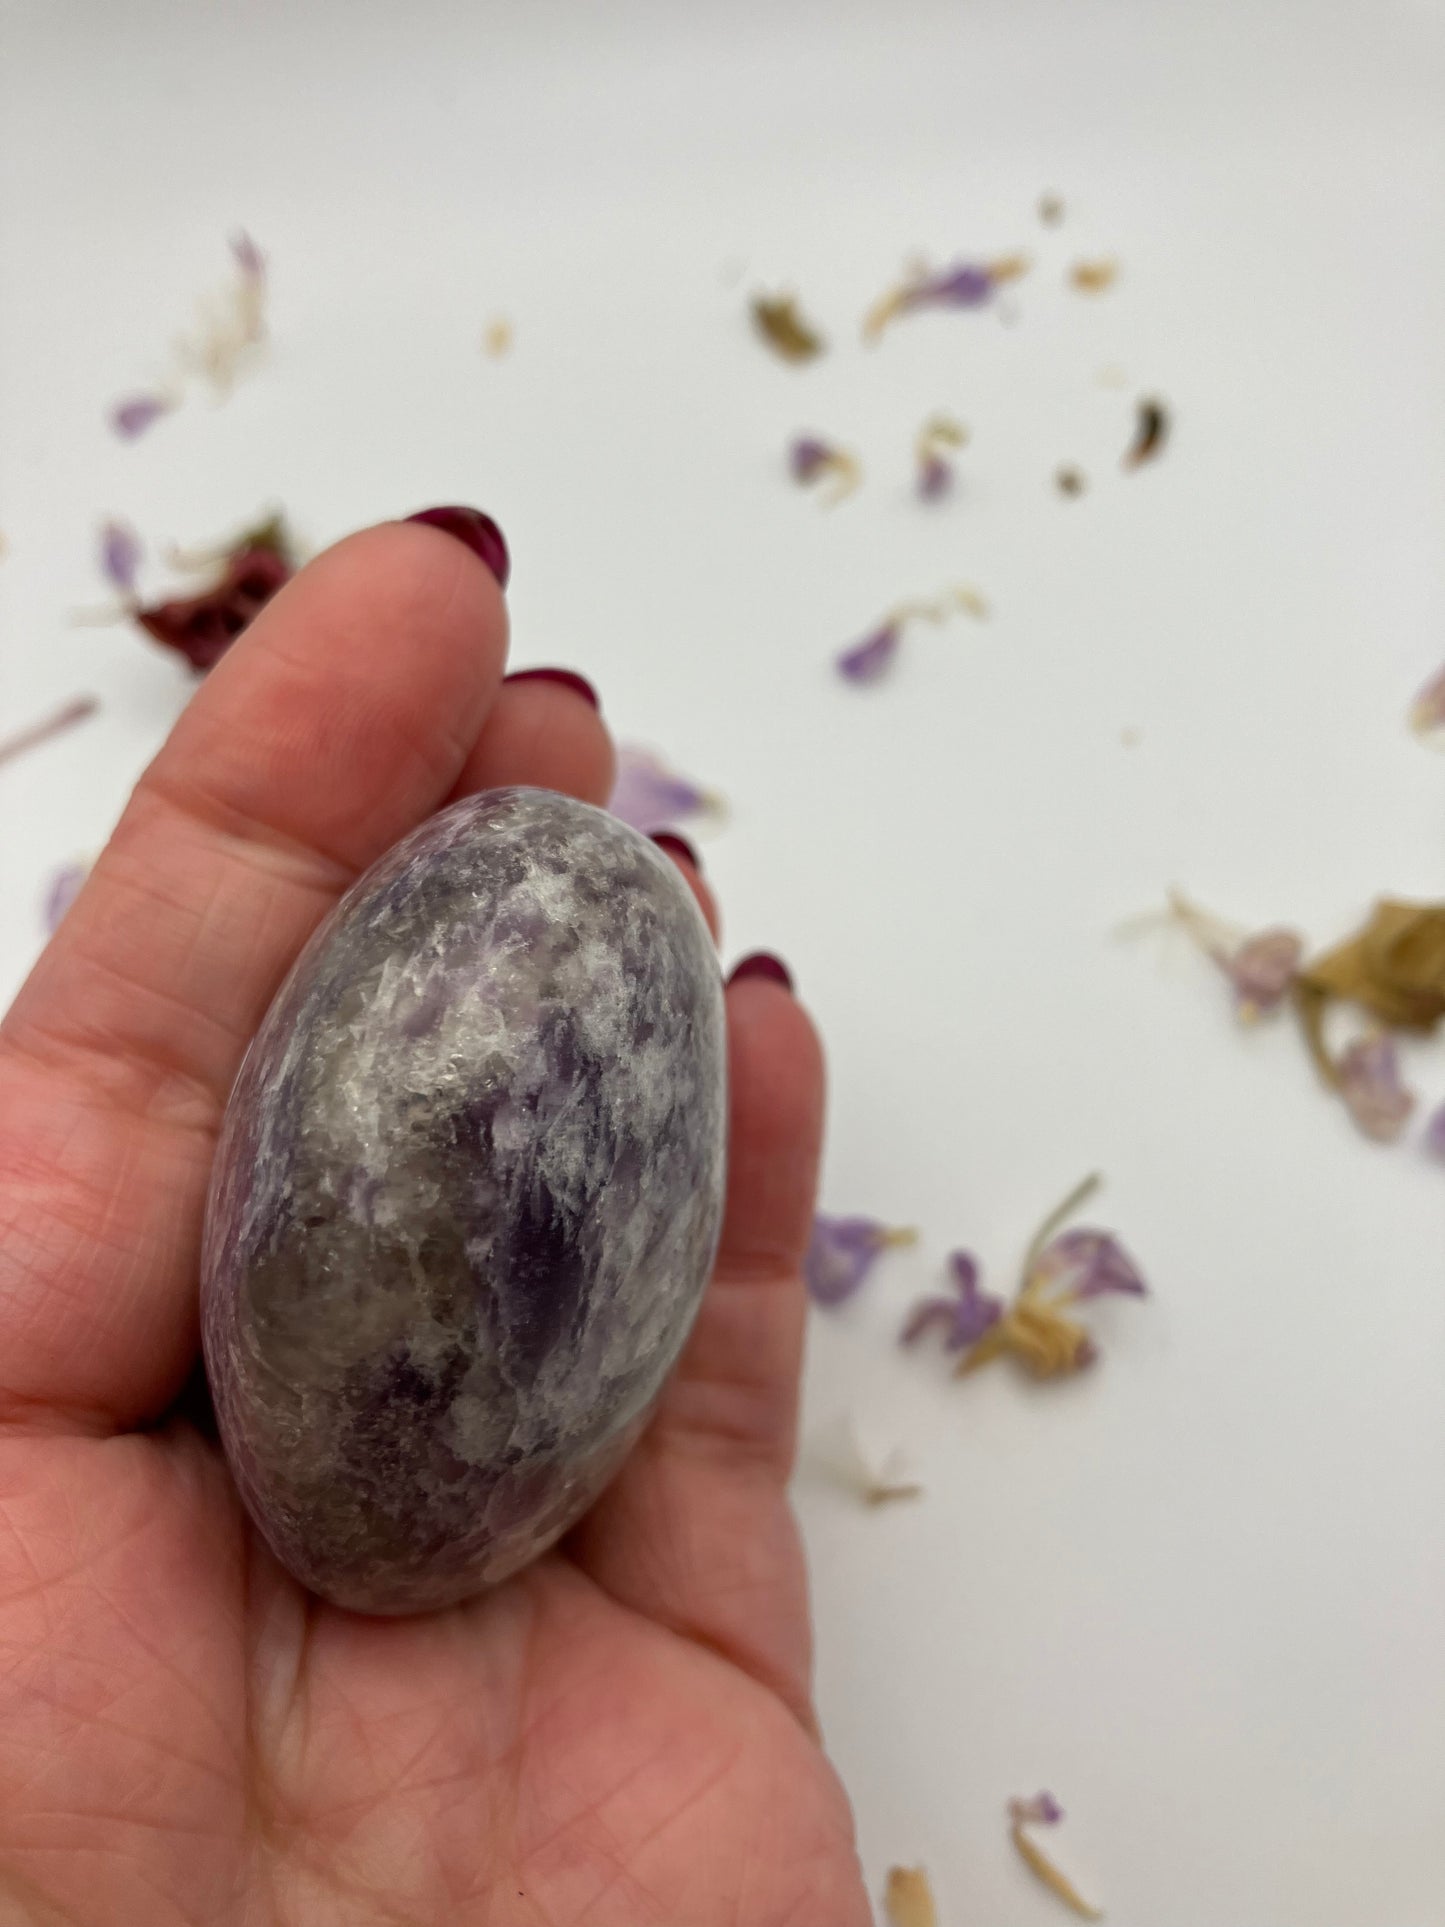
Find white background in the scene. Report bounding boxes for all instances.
[2,1,1444,1920]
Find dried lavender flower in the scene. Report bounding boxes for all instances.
[863,256,1028,342]
[1336,1033,1415,1143]
[0,695,99,771]
[788,434,861,504]
[1409,663,1445,741]
[608,746,725,835]
[100,520,143,596]
[1009,1794,1101,1919]
[901,1250,1003,1350]
[805,1215,917,1308]
[109,393,175,441]
[835,585,988,686]
[914,414,969,501]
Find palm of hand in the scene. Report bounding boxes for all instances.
[0,525,870,1926]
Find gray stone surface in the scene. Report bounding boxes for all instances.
[201,788,727,1613]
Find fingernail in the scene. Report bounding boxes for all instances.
[502,667,600,711]
[405,506,510,590]
[727,951,794,991]
[650,831,701,870]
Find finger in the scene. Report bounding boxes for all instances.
[647,833,721,944]
[568,968,825,1723]
[0,520,587,1428]
[454,670,615,808]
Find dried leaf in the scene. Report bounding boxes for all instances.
[1070,258,1119,293]
[1297,901,1445,1033]
[1123,397,1169,468]
[884,1866,938,1927]
[751,293,825,363]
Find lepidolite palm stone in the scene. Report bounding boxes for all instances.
[201,788,727,1613]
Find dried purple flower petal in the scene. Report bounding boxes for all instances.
[0,695,99,770]
[1424,1100,1445,1162]
[1337,1032,1415,1142]
[230,229,265,280]
[787,435,860,504]
[608,746,724,835]
[1009,1792,1065,1828]
[864,258,1027,341]
[1227,927,1304,1018]
[43,860,89,933]
[1037,1227,1148,1301]
[913,414,969,501]
[901,1250,1003,1350]
[100,519,143,596]
[837,622,902,685]
[110,393,173,440]
[805,1214,917,1308]
[1409,663,1445,740]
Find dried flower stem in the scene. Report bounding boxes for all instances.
[0,695,99,770]
[1011,1822,1103,1920]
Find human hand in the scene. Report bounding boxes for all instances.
[0,518,872,1925]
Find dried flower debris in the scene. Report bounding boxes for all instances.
[914,414,969,501]
[110,232,268,438]
[1132,891,1445,1144]
[1009,1794,1103,1920]
[608,746,725,836]
[836,1419,923,1507]
[0,695,99,772]
[751,292,826,363]
[1070,258,1119,293]
[903,1175,1147,1381]
[788,435,861,505]
[805,1215,917,1307]
[1424,1101,1445,1162]
[836,585,988,685]
[481,317,513,358]
[1408,663,1445,741]
[107,514,296,673]
[1055,465,1087,497]
[863,255,1029,342]
[1123,397,1169,467]
[883,1866,938,1927]
[1039,193,1065,226]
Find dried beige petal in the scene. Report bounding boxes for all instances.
[1070,258,1119,293]
[1012,1823,1103,1920]
[884,1865,938,1927]
[482,317,513,358]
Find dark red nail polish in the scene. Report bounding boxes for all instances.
[650,831,701,870]
[502,667,600,711]
[727,951,794,991]
[405,506,510,590]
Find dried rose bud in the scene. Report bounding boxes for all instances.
[608,746,724,835]
[1336,1033,1415,1142]
[901,1250,1003,1350]
[805,1215,917,1308]
[137,536,292,673]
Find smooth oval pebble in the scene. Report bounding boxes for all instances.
[201,787,727,1613]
